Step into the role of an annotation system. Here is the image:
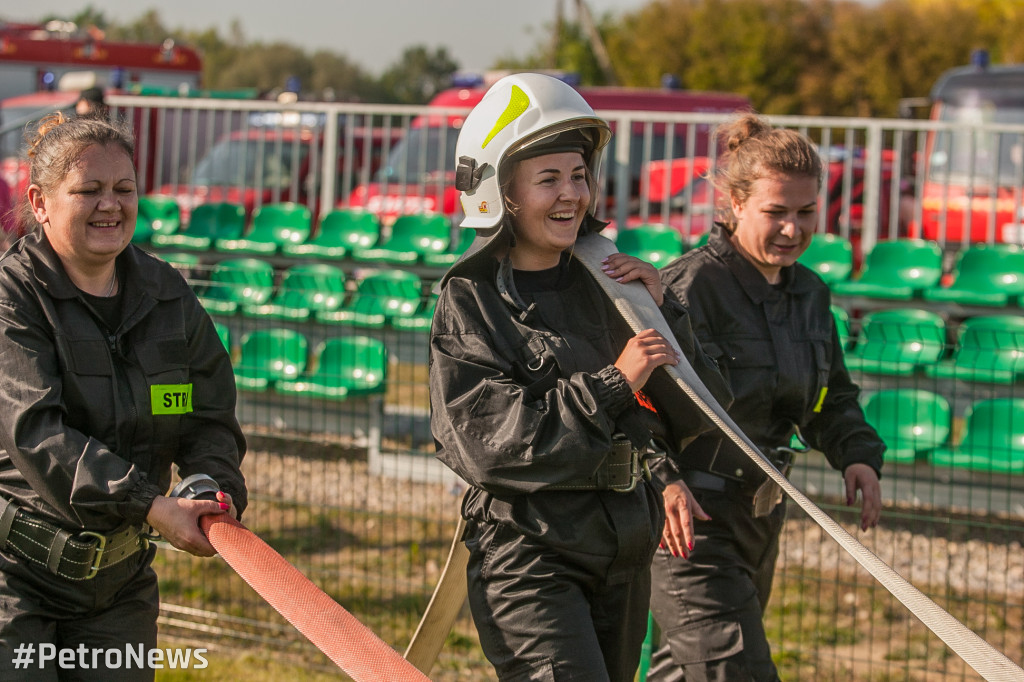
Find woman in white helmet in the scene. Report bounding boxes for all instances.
[429,73,731,681]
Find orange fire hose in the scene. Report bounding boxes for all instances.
[199,513,430,681]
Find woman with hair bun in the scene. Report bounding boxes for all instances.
[647,113,884,681]
[0,112,246,680]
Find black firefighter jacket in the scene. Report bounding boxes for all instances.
[429,255,731,584]
[657,223,885,488]
[0,232,247,533]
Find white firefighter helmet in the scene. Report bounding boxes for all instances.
[454,72,611,230]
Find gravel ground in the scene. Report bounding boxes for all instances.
[239,444,1023,600]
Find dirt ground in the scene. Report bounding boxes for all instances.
[154,444,1022,681]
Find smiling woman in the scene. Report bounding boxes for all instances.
[0,112,247,680]
[505,151,592,270]
[28,140,138,294]
[428,73,732,681]
[648,114,885,682]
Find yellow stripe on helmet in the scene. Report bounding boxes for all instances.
[482,85,530,149]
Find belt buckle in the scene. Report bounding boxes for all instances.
[78,531,107,580]
[612,450,649,493]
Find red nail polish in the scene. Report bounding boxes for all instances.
[688,541,694,551]
[219,502,229,510]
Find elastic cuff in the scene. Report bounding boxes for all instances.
[119,481,164,526]
[595,365,635,418]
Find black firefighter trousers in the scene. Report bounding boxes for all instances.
[0,545,159,682]
[647,486,787,682]
[464,519,652,682]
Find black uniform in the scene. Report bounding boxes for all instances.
[0,233,246,681]
[430,252,728,682]
[647,224,884,682]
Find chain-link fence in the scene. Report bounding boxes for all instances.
[140,253,1024,681]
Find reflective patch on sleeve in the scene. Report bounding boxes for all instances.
[813,387,828,413]
[482,85,530,149]
[151,384,193,415]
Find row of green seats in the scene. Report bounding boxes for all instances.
[194,258,436,331]
[136,196,474,265]
[863,390,1024,473]
[214,325,388,400]
[614,224,708,267]
[616,228,1024,308]
[836,308,1024,384]
[802,236,1024,307]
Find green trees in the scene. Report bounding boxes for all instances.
[37,0,1024,113]
[508,0,1024,116]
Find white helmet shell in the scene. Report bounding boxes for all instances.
[454,73,611,230]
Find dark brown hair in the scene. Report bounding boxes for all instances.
[19,112,135,231]
[712,113,822,222]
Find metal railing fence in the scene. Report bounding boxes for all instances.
[4,93,1024,679]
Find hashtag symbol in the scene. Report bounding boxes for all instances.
[12,643,33,669]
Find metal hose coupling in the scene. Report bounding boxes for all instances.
[169,473,222,501]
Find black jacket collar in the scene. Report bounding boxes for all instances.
[20,231,187,303]
[707,223,817,304]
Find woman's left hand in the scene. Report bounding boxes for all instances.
[146,492,234,557]
[843,463,881,531]
[601,254,664,306]
[661,480,711,559]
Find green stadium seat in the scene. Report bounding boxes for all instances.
[133,194,181,244]
[861,389,950,463]
[843,308,946,376]
[243,263,346,321]
[831,239,943,300]
[832,304,851,351]
[690,231,710,249]
[316,269,422,328]
[160,251,201,272]
[923,243,1024,307]
[276,335,388,400]
[390,293,438,332]
[282,209,381,259]
[929,398,1024,474]
[215,202,312,255]
[351,213,450,265]
[798,233,854,285]
[926,314,1024,384]
[197,258,275,315]
[615,224,685,268]
[233,328,308,392]
[421,228,476,268]
[151,202,245,251]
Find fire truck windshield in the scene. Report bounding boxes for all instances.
[930,102,1024,185]
[374,126,459,185]
[0,100,77,159]
[193,138,310,189]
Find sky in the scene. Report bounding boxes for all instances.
[12,1,650,75]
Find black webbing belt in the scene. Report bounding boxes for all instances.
[0,497,150,580]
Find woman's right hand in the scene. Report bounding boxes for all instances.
[146,495,230,557]
[661,480,711,559]
[614,328,679,391]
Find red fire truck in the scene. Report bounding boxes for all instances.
[915,51,1024,244]
[0,21,202,100]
